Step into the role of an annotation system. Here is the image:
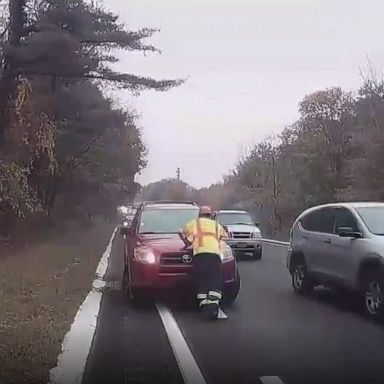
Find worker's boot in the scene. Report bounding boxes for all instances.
[208,290,222,303]
[196,293,207,309]
[200,300,219,320]
[208,290,222,319]
[199,291,221,320]
[197,294,212,318]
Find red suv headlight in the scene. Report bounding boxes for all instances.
[133,247,155,264]
[221,243,234,261]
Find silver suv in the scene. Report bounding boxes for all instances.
[287,202,384,322]
[213,210,262,260]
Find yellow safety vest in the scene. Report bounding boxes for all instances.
[181,218,227,256]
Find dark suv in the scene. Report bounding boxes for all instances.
[120,201,241,304]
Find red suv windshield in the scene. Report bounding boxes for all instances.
[138,207,199,234]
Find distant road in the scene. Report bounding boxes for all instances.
[83,239,384,384]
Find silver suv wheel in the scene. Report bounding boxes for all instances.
[362,271,384,322]
[365,280,382,315]
[291,257,313,294]
[293,265,305,289]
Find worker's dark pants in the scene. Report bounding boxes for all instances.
[193,253,222,298]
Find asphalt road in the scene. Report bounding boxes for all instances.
[83,237,384,384]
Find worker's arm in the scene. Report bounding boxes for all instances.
[218,224,229,240]
[179,222,193,247]
[179,230,190,247]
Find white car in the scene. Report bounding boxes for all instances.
[212,210,262,260]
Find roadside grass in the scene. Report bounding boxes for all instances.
[0,220,115,384]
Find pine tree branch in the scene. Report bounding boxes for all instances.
[15,67,185,91]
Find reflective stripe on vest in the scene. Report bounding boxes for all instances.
[195,219,220,248]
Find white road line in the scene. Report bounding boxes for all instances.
[156,303,207,384]
[95,229,116,278]
[49,227,117,384]
[218,308,228,319]
[156,304,286,384]
[260,376,286,384]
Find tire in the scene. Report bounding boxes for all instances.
[128,286,148,308]
[361,270,384,322]
[291,257,314,295]
[122,264,149,308]
[223,269,241,303]
[251,248,262,261]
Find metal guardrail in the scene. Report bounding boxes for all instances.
[261,238,289,247]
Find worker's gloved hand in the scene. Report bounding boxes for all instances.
[179,230,191,248]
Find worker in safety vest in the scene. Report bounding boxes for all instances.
[179,206,228,319]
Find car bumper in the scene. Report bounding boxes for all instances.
[131,258,237,290]
[225,238,262,252]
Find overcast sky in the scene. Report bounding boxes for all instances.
[106,0,384,188]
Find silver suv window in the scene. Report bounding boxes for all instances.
[356,206,384,235]
[300,207,335,234]
[334,207,360,233]
[301,206,360,235]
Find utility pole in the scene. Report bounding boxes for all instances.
[176,167,181,181]
[271,151,281,229]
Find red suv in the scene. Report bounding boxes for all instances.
[120,201,240,304]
